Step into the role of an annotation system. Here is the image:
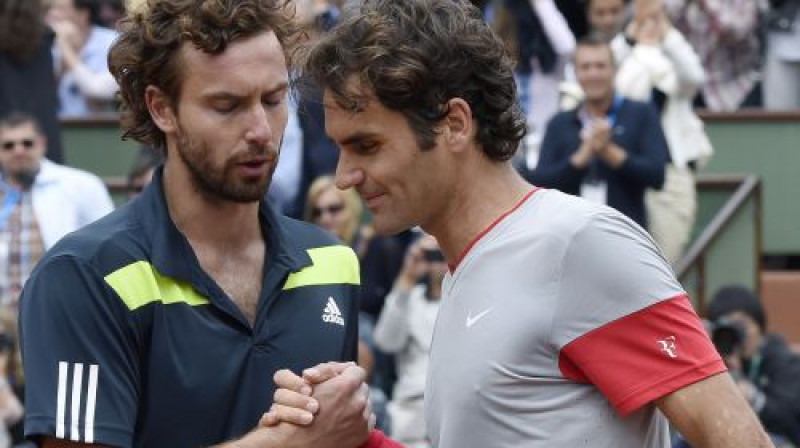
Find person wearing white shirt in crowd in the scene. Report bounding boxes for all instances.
[610,0,712,264]
[487,0,575,137]
[0,112,113,309]
[46,0,119,117]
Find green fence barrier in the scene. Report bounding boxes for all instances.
[699,111,800,255]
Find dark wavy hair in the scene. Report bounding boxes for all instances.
[299,0,526,160]
[0,0,47,63]
[109,0,301,151]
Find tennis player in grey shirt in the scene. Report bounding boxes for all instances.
[263,1,776,447]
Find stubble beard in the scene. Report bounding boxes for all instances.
[175,125,275,204]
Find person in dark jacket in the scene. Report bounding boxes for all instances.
[0,0,64,163]
[705,285,800,447]
[530,36,668,228]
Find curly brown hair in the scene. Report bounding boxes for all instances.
[299,0,526,161]
[108,0,301,151]
[0,0,47,63]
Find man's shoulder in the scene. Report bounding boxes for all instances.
[38,202,145,275]
[40,160,105,187]
[523,189,602,230]
[620,97,658,116]
[517,190,654,251]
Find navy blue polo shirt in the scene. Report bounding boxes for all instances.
[19,169,360,448]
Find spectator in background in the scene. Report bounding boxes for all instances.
[96,0,125,30]
[685,286,800,447]
[0,112,113,310]
[305,175,367,253]
[486,0,576,137]
[531,37,669,229]
[0,0,64,163]
[268,94,305,216]
[764,0,800,110]
[610,0,712,264]
[556,0,628,123]
[373,234,443,448]
[45,0,118,117]
[664,0,764,110]
[555,0,590,40]
[285,0,344,219]
[587,0,629,41]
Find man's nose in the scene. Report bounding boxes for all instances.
[244,105,273,146]
[334,153,364,190]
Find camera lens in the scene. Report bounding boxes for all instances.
[711,319,746,356]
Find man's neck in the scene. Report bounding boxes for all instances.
[163,165,263,250]
[586,93,616,118]
[4,170,39,192]
[423,161,533,268]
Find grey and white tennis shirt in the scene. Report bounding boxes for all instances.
[425,189,724,447]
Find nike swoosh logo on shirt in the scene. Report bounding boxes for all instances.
[466,307,494,328]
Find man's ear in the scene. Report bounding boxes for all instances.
[145,85,178,134]
[441,98,474,151]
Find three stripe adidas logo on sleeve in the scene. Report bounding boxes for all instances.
[56,362,99,443]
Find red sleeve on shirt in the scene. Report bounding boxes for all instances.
[558,294,726,416]
[359,430,406,448]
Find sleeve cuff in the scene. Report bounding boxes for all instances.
[25,416,133,448]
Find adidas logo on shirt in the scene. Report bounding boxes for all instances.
[322,297,344,326]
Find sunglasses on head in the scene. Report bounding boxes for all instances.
[312,203,345,219]
[1,139,35,151]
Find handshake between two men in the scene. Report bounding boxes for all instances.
[254,362,387,448]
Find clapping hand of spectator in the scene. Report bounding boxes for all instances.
[50,20,83,70]
[584,119,628,168]
[573,120,607,169]
[587,118,613,153]
[630,0,672,44]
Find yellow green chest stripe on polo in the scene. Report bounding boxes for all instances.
[282,245,360,290]
[104,260,210,311]
[104,245,359,311]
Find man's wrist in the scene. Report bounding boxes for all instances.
[571,142,593,168]
[601,143,627,168]
[228,427,282,448]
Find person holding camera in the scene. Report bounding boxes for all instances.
[705,285,800,447]
[372,234,444,448]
